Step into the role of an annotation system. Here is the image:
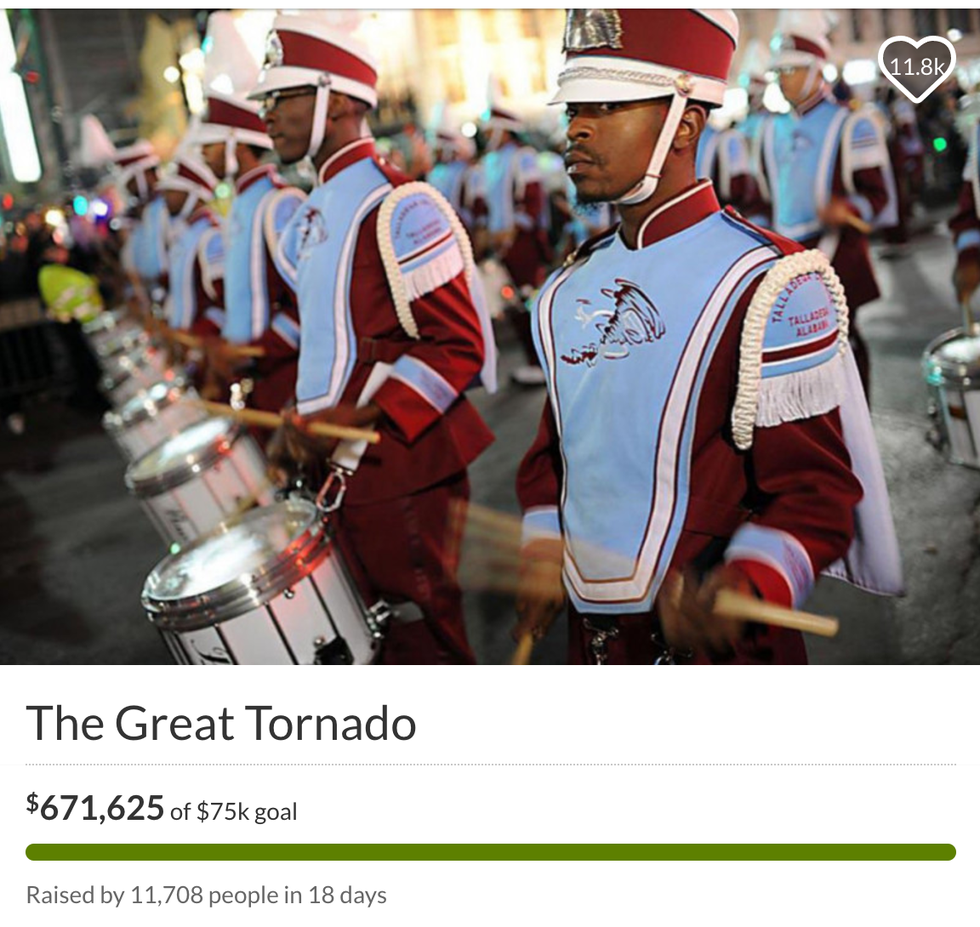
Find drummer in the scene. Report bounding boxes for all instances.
[950,116,980,308]
[156,152,226,376]
[250,15,494,664]
[114,140,170,304]
[195,14,307,411]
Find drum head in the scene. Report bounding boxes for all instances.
[142,496,328,628]
[126,416,239,495]
[924,329,980,386]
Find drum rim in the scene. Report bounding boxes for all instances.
[124,416,246,496]
[142,497,331,629]
[114,379,188,429]
[923,326,980,386]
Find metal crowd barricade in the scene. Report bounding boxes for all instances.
[0,297,61,401]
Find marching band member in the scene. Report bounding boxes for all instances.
[251,15,495,664]
[734,39,773,227]
[760,10,898,395]
[695,115,756,215]
[514,8,902,665]
[114,140,169,297]
[427,125,478,236]
[950,116,980,307]
[478,93,552,386]
[196,89,306,411]
[156,152,225,347]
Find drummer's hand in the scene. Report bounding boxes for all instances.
[953,257,980,303]
[656,566,753,658]
[818,197,855,229]
[513,538,566,643]
[265,424,293,488]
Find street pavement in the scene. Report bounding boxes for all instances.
[1,215,977,664]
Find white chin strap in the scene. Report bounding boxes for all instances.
[225,137,239,179]
[615,93,689,207]
[800,62,822,101]
[306,75,332,162]
[178,190,201,223]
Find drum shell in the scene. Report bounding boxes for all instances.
[103,387,207,462]
[923,328,980,470]
[154,537,379,665]
[127,426,272,546]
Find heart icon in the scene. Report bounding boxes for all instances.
[878,35,956,105]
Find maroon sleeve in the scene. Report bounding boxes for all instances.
[372,262,486,445]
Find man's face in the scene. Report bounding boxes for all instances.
[163,189,188,217]
[777,66,816,106]
[261,89,317,165]
[564,99,666,204]
[202,142,226,179]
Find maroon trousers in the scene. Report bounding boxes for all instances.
[337,472,475,665]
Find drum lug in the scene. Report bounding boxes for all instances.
[366,601,392,640]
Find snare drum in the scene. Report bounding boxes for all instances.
[101,343,171,408]
[126,416,273,545]
[103,379,206,461]
[142,497,386,664]
[923,327,980,469]
[83,308,142,355]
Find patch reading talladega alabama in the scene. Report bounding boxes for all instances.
[560,278,666,367]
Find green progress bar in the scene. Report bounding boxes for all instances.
[26,844,955,862]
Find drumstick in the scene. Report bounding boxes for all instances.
[843,213,873,235]
[193,399,381,444]
[510,633,535,665]
[712,589,839,637]
[171,330,205,349]
[961,298,979,337]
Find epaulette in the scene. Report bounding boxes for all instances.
[731,249,849,451]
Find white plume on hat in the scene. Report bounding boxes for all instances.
[203,11,260,96]
[79,114,117,169]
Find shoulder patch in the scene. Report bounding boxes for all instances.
[197,227,225,302]
[377,181,467,338]
[732,249,849,450]
[263,186,306,264]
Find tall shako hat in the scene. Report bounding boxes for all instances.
[112,140,161,202]
[248,14,378,161]
[197,12,272,176]
[770,10,833,70]
[483,76,524,136]
[156,152,219,221]
[553,9,738,206]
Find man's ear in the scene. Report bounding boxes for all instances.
[326,91,354,121]
[674,104,708,151]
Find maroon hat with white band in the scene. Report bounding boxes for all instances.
[553,9,738,206]
[113,140,160,201]
[198,92,272,150]
[769,10,833,70]
[248,15,378,107]
[248,14,378,162]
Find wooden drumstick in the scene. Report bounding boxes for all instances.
[510,633,535,665]
[961,297,979,337]
[170,330,205,349]
[712,588,839,638]
[843,213,873,236]
[192,399,381,444]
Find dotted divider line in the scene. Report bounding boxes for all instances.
[23,762,958,768]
